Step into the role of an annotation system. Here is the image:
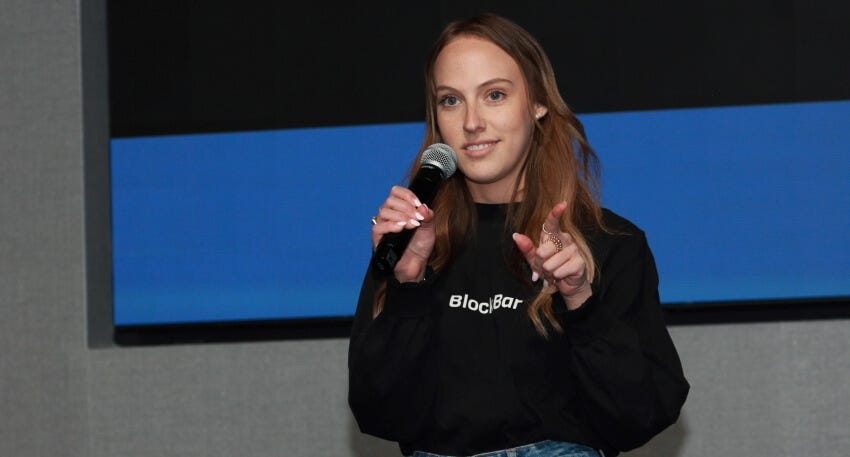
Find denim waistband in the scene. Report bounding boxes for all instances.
[411,440,603,457]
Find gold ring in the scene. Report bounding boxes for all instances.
[543,223,563,252]
[549,235,564,252]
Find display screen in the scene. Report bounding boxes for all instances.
[111,100,850,326]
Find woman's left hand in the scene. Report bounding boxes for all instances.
[512,201,592,310]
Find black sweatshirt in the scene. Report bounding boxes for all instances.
[348,204,689,456]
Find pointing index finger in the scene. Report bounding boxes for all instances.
[542,201,568,238]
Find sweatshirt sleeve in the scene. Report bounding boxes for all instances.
[347,266,439,443]
[551,228,689,452]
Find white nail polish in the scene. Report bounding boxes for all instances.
[415,212,425,221]
[413,198,422,207]
[409,219,420,227]
[532,271,539,282]
[396,220,407,226]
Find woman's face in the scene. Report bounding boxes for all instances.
[433,36,546,203]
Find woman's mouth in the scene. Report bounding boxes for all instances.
[463,141,498,157]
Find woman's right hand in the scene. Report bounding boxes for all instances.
[371,186,436,283]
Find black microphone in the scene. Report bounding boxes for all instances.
[371,143,457,276]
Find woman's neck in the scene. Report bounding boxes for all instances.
[467,179,524,204]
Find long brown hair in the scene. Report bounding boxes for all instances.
[377,13,606,336]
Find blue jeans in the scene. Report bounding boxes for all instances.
[412,440,603,457]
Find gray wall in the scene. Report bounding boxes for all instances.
[1,1,847,456]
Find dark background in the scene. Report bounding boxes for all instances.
[108,1,850,137]
[106,1,850,342]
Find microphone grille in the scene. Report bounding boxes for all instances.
[420,143,458,179]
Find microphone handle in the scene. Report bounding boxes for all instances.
[371,165,446,276]
[371,228,415,276]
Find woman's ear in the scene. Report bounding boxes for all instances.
[534,105,548,120]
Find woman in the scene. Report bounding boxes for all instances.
[349,13,688,457]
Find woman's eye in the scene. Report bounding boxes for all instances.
[439,95,460,106]
[487,91,506,101]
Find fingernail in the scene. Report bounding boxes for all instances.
[543,279,549,288]
[413,198,422,207]
[532,271,539,282]
[396,220,407,226]
[409,219,420,227]
[415,211,424,221]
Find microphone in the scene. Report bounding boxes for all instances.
[371,143,457,276]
